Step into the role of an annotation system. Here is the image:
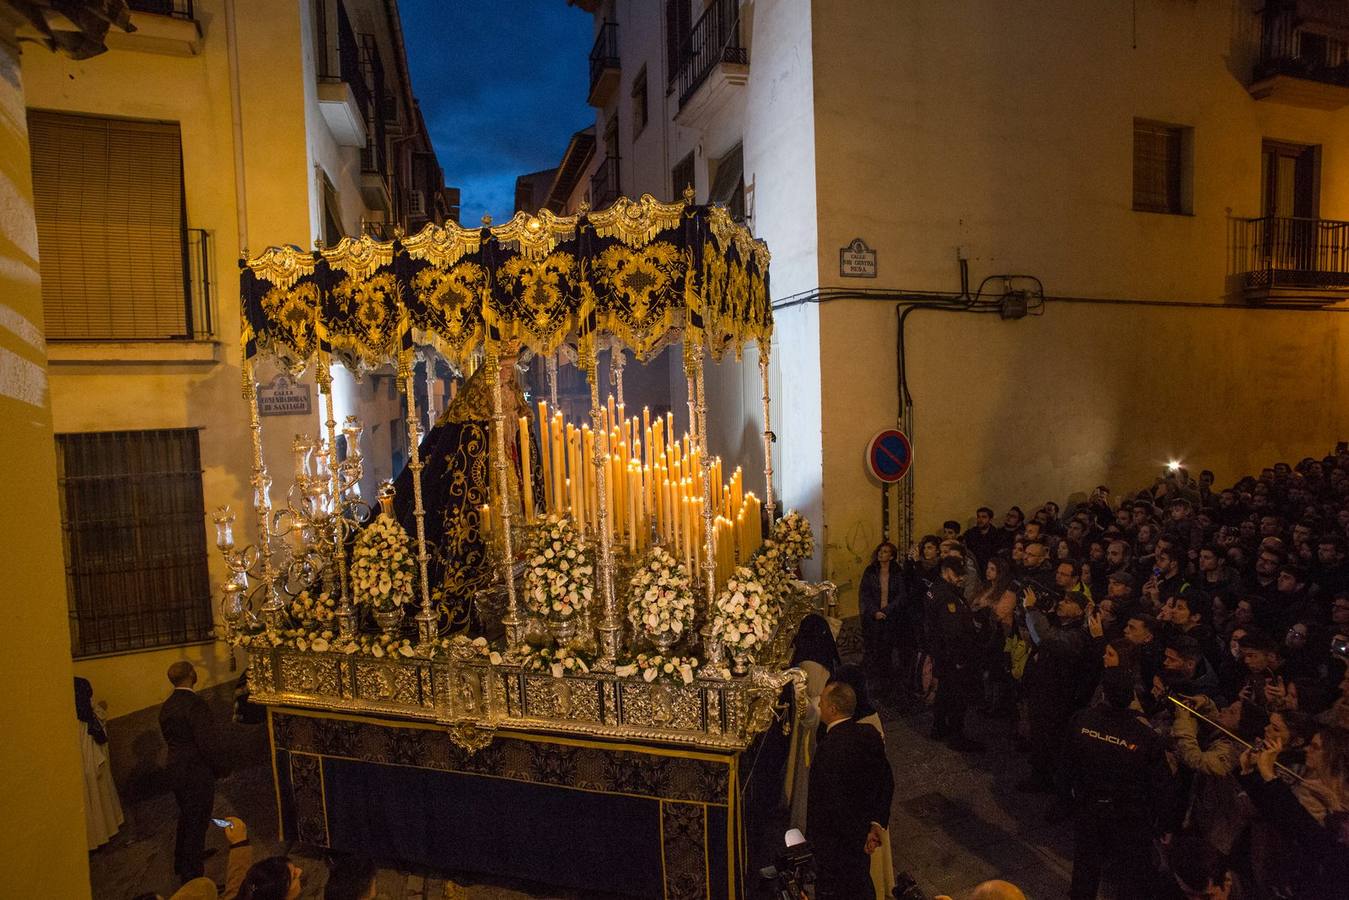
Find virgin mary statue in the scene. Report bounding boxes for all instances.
[388,347,543,630]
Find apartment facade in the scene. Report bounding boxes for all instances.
[560,0,1349,613]
[19,0,455,753]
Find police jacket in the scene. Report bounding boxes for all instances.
[1068,703,1167,815]
[928,577,978,665]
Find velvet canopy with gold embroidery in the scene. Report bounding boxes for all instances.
[239,194,771,374]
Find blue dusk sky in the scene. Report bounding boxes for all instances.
[399,0,593,224]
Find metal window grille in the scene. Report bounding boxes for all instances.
[57,429,214,658]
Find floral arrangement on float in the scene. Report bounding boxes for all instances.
[520,643,594,678]
[615,652,701,685]
[772,511,815,568]
[289,588,336,628]
[627,545,696,652]
[349,489,416,634]
[750,539,791,604]
[524,515,594,641]
[710,566,779,675]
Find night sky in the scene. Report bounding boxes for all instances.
[399,0,593,224]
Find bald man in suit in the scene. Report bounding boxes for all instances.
[806,681,895,900]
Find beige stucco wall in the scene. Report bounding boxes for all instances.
[19,0,339,718]
[808,0,1349,612]
[0,26,94,899]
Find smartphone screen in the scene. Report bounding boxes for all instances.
[211,817,231,828]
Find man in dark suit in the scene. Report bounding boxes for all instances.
[806,682,895,900]
[160,661,223,883]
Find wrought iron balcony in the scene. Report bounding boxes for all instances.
[588,21,620,107]
[1232,216,1349,304]
[590,155,620,209]
[1249,1,1349,108]
[675,0,747,110]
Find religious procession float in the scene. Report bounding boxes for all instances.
[214,194,833,898]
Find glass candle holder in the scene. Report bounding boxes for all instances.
[212,506,235,552]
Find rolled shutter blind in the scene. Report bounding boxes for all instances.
[29,110,187,340]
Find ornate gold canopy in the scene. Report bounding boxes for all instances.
[240,195,771,374]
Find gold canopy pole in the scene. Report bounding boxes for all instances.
[589,354,619,662]
[547,351,559,408]
[693,343,716,610]
[488,343,524,647]
[759,345,776,522]
[243,357,281,630]
[316,356,355,638]
[422,350,439,425]
[685,369,697,445]
[401,359,436,648]
[611,337,626,407]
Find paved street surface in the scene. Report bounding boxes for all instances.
[90,698,1073,899]
[877,697,1074,899]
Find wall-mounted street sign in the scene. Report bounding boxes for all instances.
[840,237,877,278]
[866,428,912,483]
[257,373,313,417]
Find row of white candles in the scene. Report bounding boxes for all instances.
[480,397,764,587]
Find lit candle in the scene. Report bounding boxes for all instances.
[537,401,550,512]
[480,504,492,542]
[551,413,565,513]
[642,407,651,468]
[569,430,582,518]
[628,463,639,554]
[519,415,533,523]
[583,427,596,531]
[682,497,693,571]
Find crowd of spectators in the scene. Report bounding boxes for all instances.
[858,453,1349,899]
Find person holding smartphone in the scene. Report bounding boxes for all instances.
[159,662,228,884]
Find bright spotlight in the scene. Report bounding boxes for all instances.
[1167,460,1182,472]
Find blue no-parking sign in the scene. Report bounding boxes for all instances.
[866,429,912,484]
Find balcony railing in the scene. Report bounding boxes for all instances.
[359,34,388,177]
[127,0,195,19]
[588,21,620,103]
[1255,2,1349,89]
[590,155,621,209]
[318,0,370,115]
[675,0,747,108]
[184,227,214,339]
[1232,216,1349,294]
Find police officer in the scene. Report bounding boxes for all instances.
[928,557,984,751]
[1066,667,1169,900]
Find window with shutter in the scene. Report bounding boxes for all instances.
[28,110,190,340]
[1132,119,1192,215]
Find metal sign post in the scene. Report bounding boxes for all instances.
[866,428,911,545]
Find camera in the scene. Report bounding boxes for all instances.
[759,829,814,900]
[1332,635,1349,661]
